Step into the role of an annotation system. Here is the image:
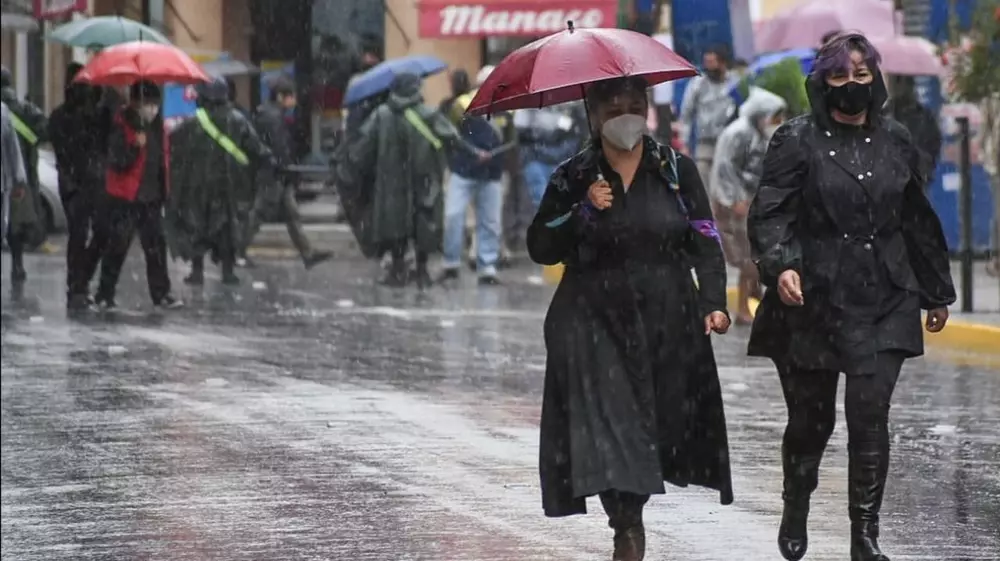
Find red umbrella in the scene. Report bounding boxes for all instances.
[74,41,209,86]
[466,22,697,116]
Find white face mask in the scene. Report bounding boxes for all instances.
[601,114,647,151]
[139,104,159,123]
[762,123,781,140]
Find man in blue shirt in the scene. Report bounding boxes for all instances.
[440,66,503,285]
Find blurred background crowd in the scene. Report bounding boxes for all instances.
[2,0,997,287]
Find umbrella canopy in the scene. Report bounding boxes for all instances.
[465,23,697,116]
[749,48,816,78]
[48,16,170,48]
[74,41,209,86]
[755,0,895,52]
[343,55,447,106]
[869,35,944,76]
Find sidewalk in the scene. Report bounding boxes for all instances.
[248,195,360,257]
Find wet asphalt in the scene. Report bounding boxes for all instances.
[2,249,998,561]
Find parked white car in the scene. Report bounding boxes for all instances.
[36,148,67,234]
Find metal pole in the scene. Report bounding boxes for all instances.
[957,116,974,313]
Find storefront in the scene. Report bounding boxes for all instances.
[1,0,88,111]
[386,0,619,104]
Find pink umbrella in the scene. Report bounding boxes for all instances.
[755,0,896,52]
[869,35,943,76]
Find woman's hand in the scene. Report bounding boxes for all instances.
[925,307,949,333]
[704,311,731,335]
[587,178,613,210]
[777,270,804,306]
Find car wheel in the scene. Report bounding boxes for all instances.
[40,198,56,232]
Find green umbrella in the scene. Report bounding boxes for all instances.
[48,16,170,48]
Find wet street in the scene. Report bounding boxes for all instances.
[2,250,999,561]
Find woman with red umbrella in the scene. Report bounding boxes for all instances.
[75,41,207,310]
[93,80,182,310]
[475,25,733,560]
[528,75,733,561]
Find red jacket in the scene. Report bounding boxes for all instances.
[105,110,170,201]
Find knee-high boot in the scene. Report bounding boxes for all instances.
[599,491,647,561]
[849,437,891,561]
[779,445,824,561]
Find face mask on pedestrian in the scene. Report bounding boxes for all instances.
[600,114,647,151]
[762,123,781,140]
[824,81,872,116]
[139,103,159,123]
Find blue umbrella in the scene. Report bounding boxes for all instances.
[343,55,448,106]
[748,48,816,78]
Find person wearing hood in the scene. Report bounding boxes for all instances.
[349,72,484,287]
[527,75,733,561]
[710,87,787,324]
[885,75,941,184]
[440,65,504,286]
[48,63,106,310]
[166,74,273,286]
[250,76,333,270]
[747,32,955,561]
[2,102,27,253]
[0,65,48,285]
[96,81,182,310]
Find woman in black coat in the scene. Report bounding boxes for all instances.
[747,32,956,561]
[527,76,733,561]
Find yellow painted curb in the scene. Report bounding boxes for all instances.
[542,263,998,362]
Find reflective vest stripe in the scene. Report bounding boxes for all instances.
[403,108,442,151]
[9,112,38,145]
[194,108,249,165]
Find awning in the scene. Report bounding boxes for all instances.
[33,0,87,20]
[418,0,618,38]
[1,12,38,31]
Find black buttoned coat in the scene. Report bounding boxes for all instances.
[746,72,956,374]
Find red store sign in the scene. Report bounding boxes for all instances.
[33,0,87,19]
[418,1,618,38]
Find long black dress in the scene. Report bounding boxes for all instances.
[747,72,956,374]
[528,137,734,518]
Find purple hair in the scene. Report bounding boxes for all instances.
[811,32,882,81]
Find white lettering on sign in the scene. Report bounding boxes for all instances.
[439,5,605,36]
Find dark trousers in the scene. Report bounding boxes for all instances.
[777,352,906,523]
[96,199,171,303]
[6,232,25,280]
[60,188,104,297]
[246,182,313,260]
[599,490,649,531]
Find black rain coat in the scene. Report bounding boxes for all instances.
[747,70,956,374]
[528,137,734,517]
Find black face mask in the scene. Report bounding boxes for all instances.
[705,68,724,82]
[825,81,872,116]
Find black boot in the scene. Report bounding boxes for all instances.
[413,254,432,290]
[380,245,408,287]
[600,491,647,561]
[184,257,205,285]
[849,440,891,561]
[221,258,240,286]
[9,240,26,285]
[778,446,823,561]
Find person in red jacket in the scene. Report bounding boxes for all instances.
[94,81,182,310]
